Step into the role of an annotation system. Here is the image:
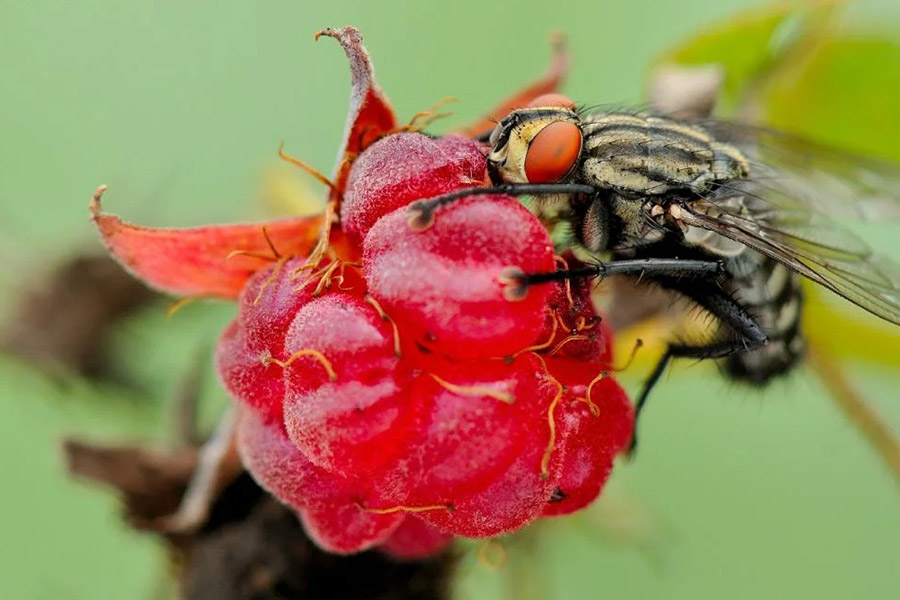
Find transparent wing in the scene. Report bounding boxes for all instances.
[680,184,900,326]
[693,120,900,221]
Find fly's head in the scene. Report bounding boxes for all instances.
[487,95,583,185]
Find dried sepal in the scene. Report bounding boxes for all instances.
[316,27,398,202]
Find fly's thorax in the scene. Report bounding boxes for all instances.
[578,113,750,195]
[487,107,582,184]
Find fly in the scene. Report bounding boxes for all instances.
[407,94,900,450]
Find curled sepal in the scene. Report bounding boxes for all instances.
[90,186,322,299]
[316,27,397,201]
[458,33,569,140]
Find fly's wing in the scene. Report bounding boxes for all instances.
[693,120,900,221]
[679,181,900,326]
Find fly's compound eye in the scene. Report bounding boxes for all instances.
[523,121,583,183]
[526,93,577,110]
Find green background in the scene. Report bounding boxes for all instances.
[1,1,899,598]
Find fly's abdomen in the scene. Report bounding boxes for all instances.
[579,113,749,196]
[723,254,806,384]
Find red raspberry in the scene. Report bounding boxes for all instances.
[341,133,486,246]
[216,257,368,425]
[539,262,613,364]
[418,430,556,537]
[378,516,454,560]
[236,407,354,509]
[281,293,427,476]
[298,504,404,555]
[96,27,633,557]
[372,354,556,508]
[542,360,633,516]
[216,257,319,424]
[364,196,556,359]
[237,407,404,554]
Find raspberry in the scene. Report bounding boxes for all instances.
[281,293,427,476]
[418,431,556,537]
[539,261,614,364]
[97,26,633,558]
[541,367,633,517]
[236,407,353,509]
[298,504,404,555]
[378,516,454,560]
[216,258,316,424]
[216,258,367,424]
[364,196,556,359]
[238,407,403,554]
[341,133,486,246]
[373,354,555,507]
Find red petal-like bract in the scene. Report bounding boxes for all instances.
[91,187,322,299]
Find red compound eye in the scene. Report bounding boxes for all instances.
[526,93,576,110]
[524,121,582,183]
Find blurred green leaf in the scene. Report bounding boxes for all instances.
[764,35,900,160]
[804,283,900,368]
[653,1,841,110]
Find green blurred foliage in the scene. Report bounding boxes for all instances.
[1,1,899,599]
[765,35,900,159]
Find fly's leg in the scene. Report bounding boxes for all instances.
[407,183,598,230]
[629,278,769,455]
[501,257,724,301]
